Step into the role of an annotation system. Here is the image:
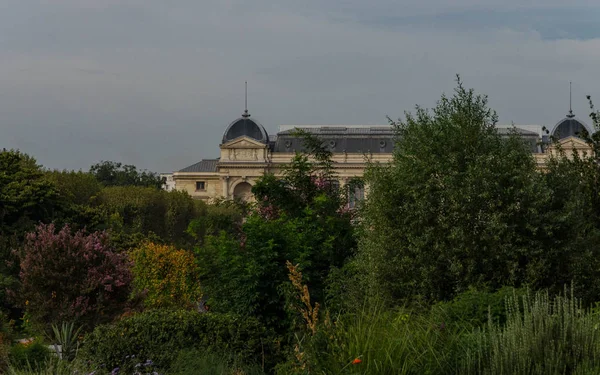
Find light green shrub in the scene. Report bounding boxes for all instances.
[461,288,600,375]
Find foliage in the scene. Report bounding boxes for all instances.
[0,150,63,316]
[354,77,567,303]
[51,322,82,361]
[169,350,265,375]
[44,170,107,232]
[130,242,202,309]
[538,96,600,304]
[9,340,51,371]
[460,288,600,374]
[17,224,132,330]
[44,170,103,206]
[7,356,88,375]
[197,130,356,333]
[277,303,462,375]
[97,186,198,247]
[431,287,525,329]
[81,309,277,372]
[186,200,244,246]
[0,150,62,236]
[89,160,165,189]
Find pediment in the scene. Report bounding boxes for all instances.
[220,136,267,149]
[556,136,590,149]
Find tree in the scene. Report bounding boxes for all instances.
[96,186,198,248]
[536,95,600,303]
[130,242,202,310]
[0,150,63,317]
[17,224,132,329]
[196,131,356,331]
[354,77,561,303]
[0,150,61,236]
[89,161,165,189]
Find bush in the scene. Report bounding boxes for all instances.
[170,349,265,375]
[460,288,600,374]
[130,242,202,309]
[97,186,198,246]
[81,309,278,372]
[18,224,132,330]
[432,287,525,329]
[9,340,51,371]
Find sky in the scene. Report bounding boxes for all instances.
[1,0,599,172]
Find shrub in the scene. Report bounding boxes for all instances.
[9,340,51,371]
[17,224,132,330]
[460,288,600,374]
[81,309,277,372]
[97,186,198,246]
[169,350,265,375]
[432,286,526,329]
[130,242,202,309]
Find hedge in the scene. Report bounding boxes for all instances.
[80,309,277,372]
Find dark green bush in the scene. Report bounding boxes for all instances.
[432,287,525,328]
[169,349,265,375]
[9,340,51,370]
[80,310,278,372]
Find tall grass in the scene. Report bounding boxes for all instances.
[282,302,464,374]
[461,288,600,375]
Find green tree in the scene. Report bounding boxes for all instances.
[0,150,63,316]
[354,77,562,303]
[89,161,165,189]
[44,170,107,232]
[538,95,600,303]
[96,186,198,248]
[196,131,356,331]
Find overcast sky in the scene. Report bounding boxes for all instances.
[1,0,599,172]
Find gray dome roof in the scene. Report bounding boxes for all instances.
[222,110,269,144]
[550,111,593,140]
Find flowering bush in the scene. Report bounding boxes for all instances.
[17,224,132,329]
[130,242,202,310]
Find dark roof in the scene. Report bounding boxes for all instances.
[497,127,540,137]
[222,112,269,144]
[179,159,219,173]
[550,115,592,139]
[273,126,395,153]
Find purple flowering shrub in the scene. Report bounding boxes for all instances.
[17,223,132,329]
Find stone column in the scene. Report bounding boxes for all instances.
[222,176,230,199]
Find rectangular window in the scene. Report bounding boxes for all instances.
[195,181,206,191]
[348,185,365,209]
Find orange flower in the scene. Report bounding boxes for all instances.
[352,358,362,365]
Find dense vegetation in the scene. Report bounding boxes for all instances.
[2,76,600,374]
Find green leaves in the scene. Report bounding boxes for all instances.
[356,77,556,303]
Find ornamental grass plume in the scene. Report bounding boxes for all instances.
[286,261,319,335]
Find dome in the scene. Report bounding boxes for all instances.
[550,111,593,140]
[222,110,269,144]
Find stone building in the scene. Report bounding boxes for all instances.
[173,107,594,202]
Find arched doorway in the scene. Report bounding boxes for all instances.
[233,182,253,202]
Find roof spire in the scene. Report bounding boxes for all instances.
[242,81,250,118]
[567,81,575,118]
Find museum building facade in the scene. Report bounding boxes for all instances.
[172,107,594,202]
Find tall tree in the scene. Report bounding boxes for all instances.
[354,77,562,303]
[196,131,356,331]
[90,161,165,189]
[0,150,62,315]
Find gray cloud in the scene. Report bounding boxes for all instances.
[0,0,599,172]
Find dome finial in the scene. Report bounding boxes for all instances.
[242,81,250,118]
[567,81,575,118]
